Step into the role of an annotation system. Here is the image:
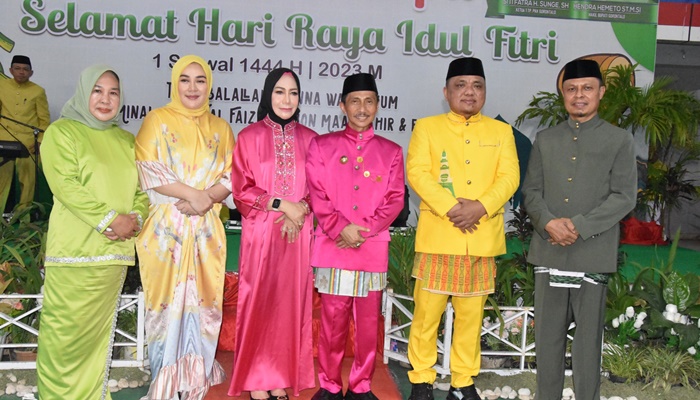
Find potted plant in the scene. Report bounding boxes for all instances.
[387,227,416,342]
[114,307,138,360]
[639,346,700,391]
[602,344,644,383]
[0,204,47,361]
[0,298,40,360]
[0,203,47,295]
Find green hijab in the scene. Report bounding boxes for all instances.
[60,65,123,130]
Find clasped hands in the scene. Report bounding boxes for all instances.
[175,189,216,217]
[545,218,579,246]
[104,213,140,241]
[335,223,370,249]
[446,198,487,233]
[274,200,309,243]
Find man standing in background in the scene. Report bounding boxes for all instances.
[0,55,50,213]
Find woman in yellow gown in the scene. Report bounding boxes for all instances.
[135,55,234,400]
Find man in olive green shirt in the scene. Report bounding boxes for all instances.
[522,59,637,400]
[0,55,50,213]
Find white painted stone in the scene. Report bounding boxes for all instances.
[563,388,575,397]
[129,380,139,388]
[436,382,451,391]
[8,373,17,382]
[117,378,129,388]
[6,384,16,394]
[518,388,531,396]
[108,379,118,388]
[626,397,638,400]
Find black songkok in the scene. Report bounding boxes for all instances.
[562,59,602,82]
[11,55,31,68]
[342,73,378,97]
[446,57,485,81]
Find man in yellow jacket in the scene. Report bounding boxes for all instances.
[0,55,50,214]
[406,57,519,400]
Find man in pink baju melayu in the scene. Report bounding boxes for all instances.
[305,73,405,400]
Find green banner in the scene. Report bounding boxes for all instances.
[486,0,658,25]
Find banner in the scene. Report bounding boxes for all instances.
[0,0,658,144]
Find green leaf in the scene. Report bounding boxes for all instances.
[649,308,673,329]
[685,304,700,319]
[663,271,692,312]
[675,323,700,351]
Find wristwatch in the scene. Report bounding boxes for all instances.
[271,198,282,211]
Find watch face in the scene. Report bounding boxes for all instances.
[272,198,281,210]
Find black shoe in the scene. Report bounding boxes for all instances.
[311,388,343,400]
[408,383,434,400]
[269,390,289,400]
[345,390,379,400]
[445,385,479,400]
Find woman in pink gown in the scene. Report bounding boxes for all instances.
[229,68,317,399]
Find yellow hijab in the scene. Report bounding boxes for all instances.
[166,55,212,117]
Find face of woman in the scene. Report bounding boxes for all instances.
[88,72,120,122]
[178,62,209,110]
[270,73,299,120]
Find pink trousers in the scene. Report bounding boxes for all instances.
[317,291,382,394]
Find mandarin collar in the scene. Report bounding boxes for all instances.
[8,80,29,88]
[447,111,483,124]
[567,114,602,131]
[343,125,374,141]
[263,115,297,132]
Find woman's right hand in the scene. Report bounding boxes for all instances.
[188,190,215,215]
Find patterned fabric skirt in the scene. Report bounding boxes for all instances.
[137,205,226,400]
[412,252,496,296]
[314,267,387,297]
[37,265,127,400]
